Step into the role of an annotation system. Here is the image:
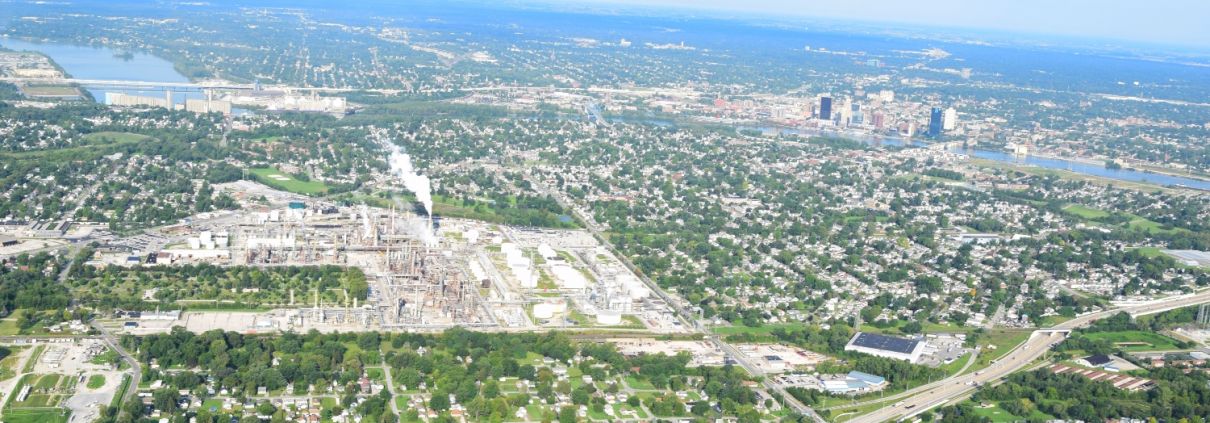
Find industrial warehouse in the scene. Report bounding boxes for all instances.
[844,332,928,363]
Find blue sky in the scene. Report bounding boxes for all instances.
[565,0,1210,48]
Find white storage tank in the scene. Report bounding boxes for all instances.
[534,300,567,319]
[537,244,557,261]
[550,264,588,290]
[596,310,623,325]
[534,303,557,319]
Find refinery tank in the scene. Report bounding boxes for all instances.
[550,264,587,290]
[534,300,567,319]
[596,310,623,325]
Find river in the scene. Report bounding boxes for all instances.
[745,125,1210,191]
[0,37,204,104]
[3,37,1208,190]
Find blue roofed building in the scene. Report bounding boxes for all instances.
[820,371,889,395]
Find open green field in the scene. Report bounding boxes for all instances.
[81,131,153,144]
[86,375,105,390]
[1082,331,1182,351]
[965,329,1034,375]
[249,167,330,195]
[0,408,70,423]
[1062,204,1109,219]
[0,313,21,336]
[859,319,967,336]
[970,402,1055,422]
[712,322,806,336]
[1061,203,1179,234]
[70,265,365,310]
[0,346,27,382]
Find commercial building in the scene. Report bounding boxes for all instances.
[185,98,233,115]
[819,96,832,120]
[943,107,958,131]
[845,332,926,363]
[821,371,888,395]
[928,107,943,137]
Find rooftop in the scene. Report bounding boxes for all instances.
[850,332,919,354]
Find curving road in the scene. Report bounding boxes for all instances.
[852,289,1210,423]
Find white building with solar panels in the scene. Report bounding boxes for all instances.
[844,332,927,363]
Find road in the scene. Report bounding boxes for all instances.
[821,351,979,412]
[852,289,1210,423]
[381,366,402,416]
[714,336,827,422]
[91,321,141,411]
[522,173,827,422]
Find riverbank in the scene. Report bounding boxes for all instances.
[966,158,1189,193]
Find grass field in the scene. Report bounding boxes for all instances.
[85,375,105,390]
[81,131,153,144]
[8,373,71,409]
[1082,331,1183,351]
[249,167,330,195]
[21,345,45,373]
[711,322,806,336]
[969,402,1056,422]
[965,329,1034,375]
[0,313,21,336]
[0,409,70,423]
[1063,204,1109,219]
[0,346,27,382]
[1061,203,1179,234]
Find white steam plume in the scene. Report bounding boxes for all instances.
[385,142,433,218]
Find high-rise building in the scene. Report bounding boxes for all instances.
[943,107,958,131]
[819,96,832,120]
[871,111,885,129]
[928,107,943,137]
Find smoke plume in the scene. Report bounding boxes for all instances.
[385,142,433,218]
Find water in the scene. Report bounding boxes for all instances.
[954,148,1210,191]
[3,37,1205,190]
[742,125,1210,190]
[0,37,203,104]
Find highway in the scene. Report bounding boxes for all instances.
[852,289,1210,423]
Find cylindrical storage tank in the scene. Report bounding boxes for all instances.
[596,310,623,325]
[626,281,650,300]
[534,303,556,319]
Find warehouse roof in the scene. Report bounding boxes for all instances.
[849,332,919,354]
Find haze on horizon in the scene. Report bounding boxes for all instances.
[555,0,1210,49]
